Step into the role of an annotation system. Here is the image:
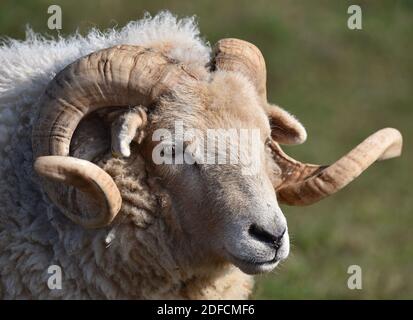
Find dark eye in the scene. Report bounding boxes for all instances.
[159,145,176,161]
[193,161,201,170]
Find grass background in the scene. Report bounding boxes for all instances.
[1,0,411,299]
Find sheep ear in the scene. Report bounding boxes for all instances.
[111,106,148,158]
[266,104,307,145]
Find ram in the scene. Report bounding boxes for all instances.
[0,12,402,299]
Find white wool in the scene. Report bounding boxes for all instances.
[0,12,222,299]
[0,11,210,119]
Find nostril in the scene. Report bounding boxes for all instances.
[248,224,286,248]
[275,228,286,249]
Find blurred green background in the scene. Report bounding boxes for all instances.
[1,0,411,299]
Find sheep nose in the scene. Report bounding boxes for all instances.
[248,224,286,249]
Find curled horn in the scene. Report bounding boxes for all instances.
[273,128,402,205]
[32,45,195,228]
[211,38,267,104]
[212,39,403,205]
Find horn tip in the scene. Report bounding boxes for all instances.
[377,127,403,161]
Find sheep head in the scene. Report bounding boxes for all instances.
[32,40,402,275]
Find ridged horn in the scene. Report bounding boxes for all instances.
[273,128,403,205]
[211,38,267,103]
[32,45,196,228]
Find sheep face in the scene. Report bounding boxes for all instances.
[33,41,402,279]
[140,72,290,274]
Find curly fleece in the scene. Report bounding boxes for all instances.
[0,11,253,299]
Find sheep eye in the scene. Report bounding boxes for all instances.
[160,145,175,158]
[193,161,201,170]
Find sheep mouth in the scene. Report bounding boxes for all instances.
[227,253,280,274]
